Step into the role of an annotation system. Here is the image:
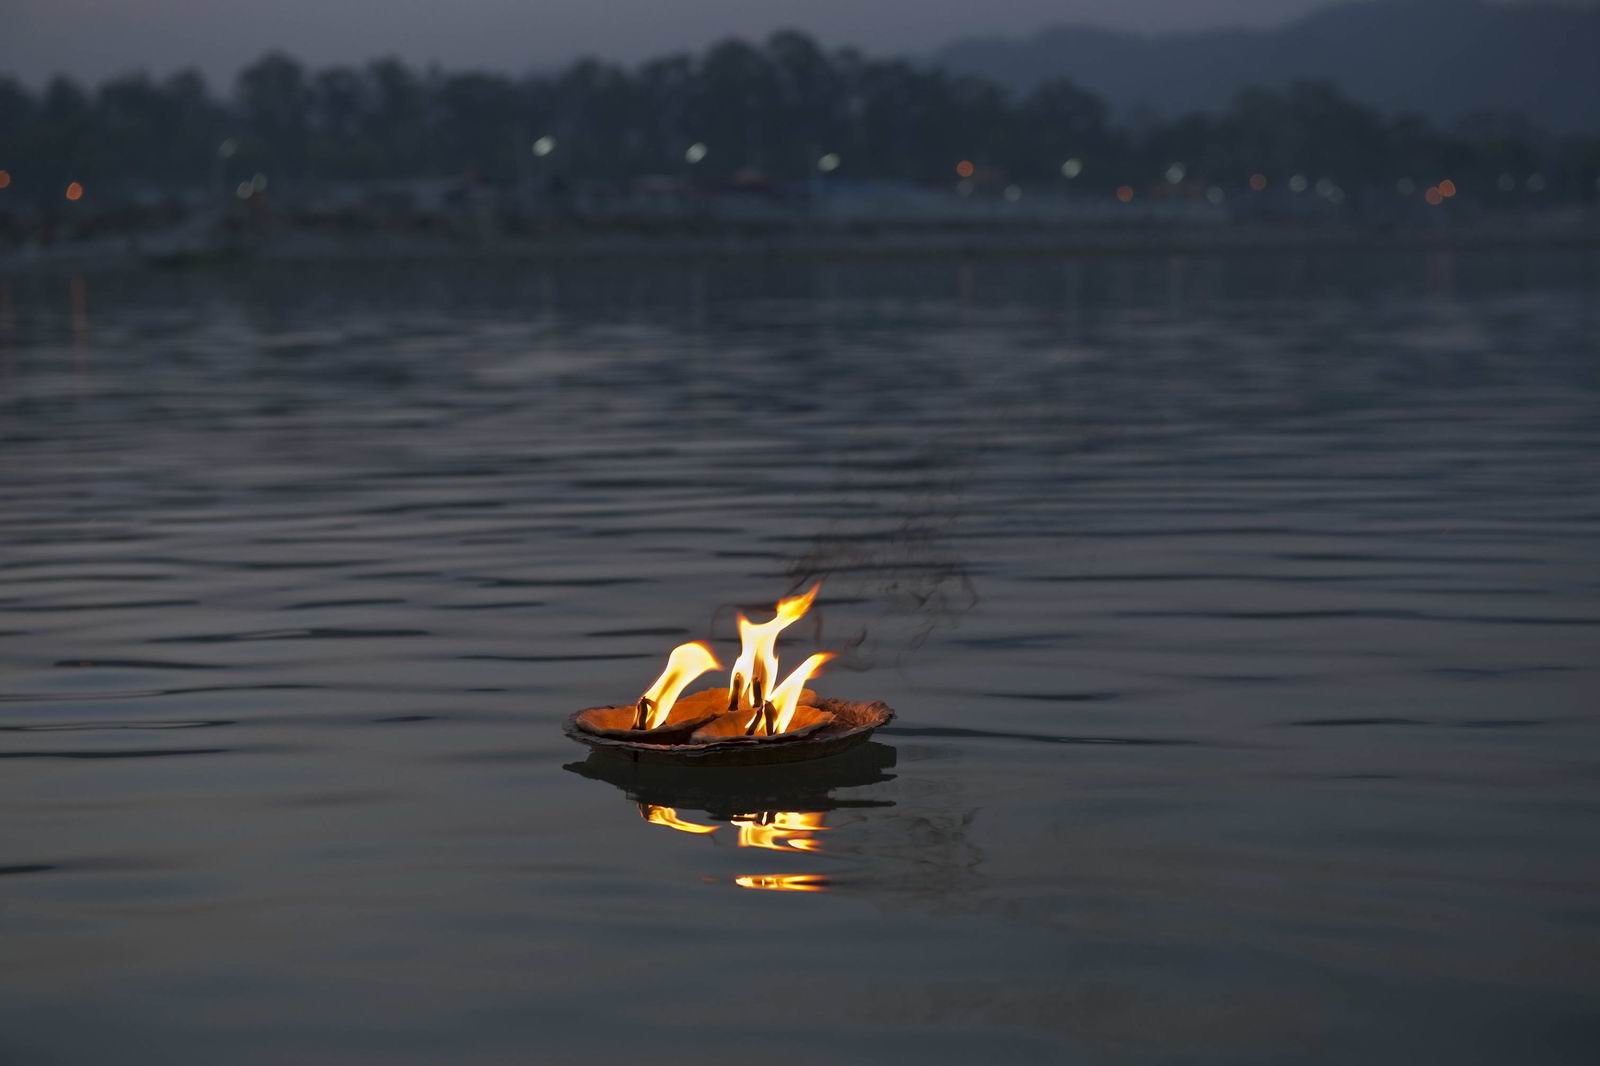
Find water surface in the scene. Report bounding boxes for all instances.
[2,250,1598,1064]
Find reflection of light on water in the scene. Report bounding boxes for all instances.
[638,805,832,885]
[734,874,830,893]
[732,810,829,852]
[636,805,829,851]
[639,804,717,835]
[636,806,833,887]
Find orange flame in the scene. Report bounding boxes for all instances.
[640,804,718,835]
[727,583,819,712]
[766,652,834,734]
[638,641,720,728]
[734,874,830,892]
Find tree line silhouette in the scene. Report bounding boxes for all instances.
[2,30,1597,207]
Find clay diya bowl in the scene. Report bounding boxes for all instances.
[689,704,835,744]
[572,688,726,744]
[563,697,895,768]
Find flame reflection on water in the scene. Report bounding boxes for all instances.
[733,874,831,893]
[732,810,829,852]
[637,804,832,889]
[639,804,718,834]
[638,804,829,851]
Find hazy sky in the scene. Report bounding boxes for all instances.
[3,0,1344,87]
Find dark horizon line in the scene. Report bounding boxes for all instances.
[9,0,1593,91]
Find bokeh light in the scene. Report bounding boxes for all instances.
[955,160,974,178]
[1060,158,1083,178]
[1116,184,1134,202]
[1249,173,1267,191]
[685,142,707,164]
[532,135,556,157]
[64,181,84,201]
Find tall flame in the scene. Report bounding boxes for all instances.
[727,583,819,711]
[766,652,834,734]
[638,641,720,728]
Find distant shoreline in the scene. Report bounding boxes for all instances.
[6,220,1599,277]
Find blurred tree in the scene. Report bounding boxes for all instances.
[366,58,428,176]
[310,66,371,177]
[433,72,521,183]
[1014,78,1115,183]
[0,31,1590,212]
[237,53,311,180]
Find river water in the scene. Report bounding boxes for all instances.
[2,249,1598,1064]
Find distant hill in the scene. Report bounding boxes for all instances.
[934,0,1600,131]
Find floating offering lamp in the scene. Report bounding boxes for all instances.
[566,584,893,766]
